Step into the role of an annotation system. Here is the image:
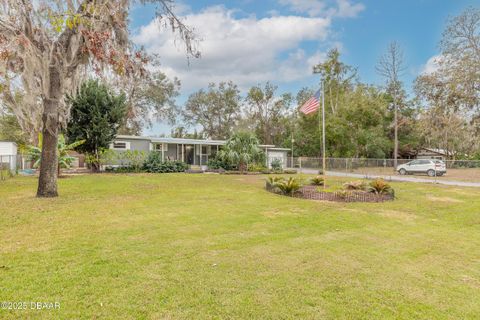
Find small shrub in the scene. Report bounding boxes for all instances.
[265,176,283,193]
[270,158,282,171]
[261,169,272,174]
[310,175,324,186]
[276,177,302,196]
[343,180,366,191]
[143,152,189,173]
[283,169,297,174]
[336,189,348,200]
[367,179,394,196]
[207,156,235,171]
[318,169,324,175]
[248,163,267,172]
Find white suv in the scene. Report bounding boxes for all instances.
[397,159,447,177]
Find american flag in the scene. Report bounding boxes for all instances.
[299,89,321,115]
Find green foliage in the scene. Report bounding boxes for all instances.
[85,149,116,169]
[276,177,302,196]
[0,113,28,148]
[244,82,293,145]
[265,176,284,192]
[310,176,325,186]
[248,163,267,172]
[28,134,84,170]
[343,180,366,191]
[367,179,394,196]
[183,82,241,140]
[142,152,188,173]
[66,80,127,171]
[218,132,264,172]
[207,156,235,171]
[270,158,282,171]
[283,169,297,174]
[120,150,147,173]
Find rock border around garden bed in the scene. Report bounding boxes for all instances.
[266,183,394,203]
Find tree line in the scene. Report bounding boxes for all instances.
[173,7,479,160]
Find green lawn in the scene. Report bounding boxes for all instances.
[1,174,480,319]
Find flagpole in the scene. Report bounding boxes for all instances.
[321,81,326,188]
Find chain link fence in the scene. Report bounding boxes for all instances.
[289,157,480,183]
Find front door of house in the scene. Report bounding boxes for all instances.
[184,145,194,164]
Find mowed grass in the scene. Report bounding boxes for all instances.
[1,174,480,319]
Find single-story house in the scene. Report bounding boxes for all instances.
[0,141,17,171]
[110,135,290,169]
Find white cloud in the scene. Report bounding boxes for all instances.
[421,55,442,74]
[335,0,365,18]
[278,0,364,18]
[134,6,331,92]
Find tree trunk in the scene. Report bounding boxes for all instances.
[37,64,62,197]
[37,109,59,197]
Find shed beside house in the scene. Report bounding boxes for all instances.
[0,141,18,171]
[266,147,290,169]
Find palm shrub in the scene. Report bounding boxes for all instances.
[367,179,394,196]
[28,134,84,176]
[343,180,366,191]
[217,132,263,173]
[310,175,324,186]
[276,177,302,196]
[265,176,284,192]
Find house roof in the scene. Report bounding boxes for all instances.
[116,135,281,149]
[419,147,453,156]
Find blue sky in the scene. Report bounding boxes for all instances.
[130,0,478,135]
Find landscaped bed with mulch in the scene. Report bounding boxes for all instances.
[265,176,395,202]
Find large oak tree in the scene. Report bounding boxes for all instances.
[0,0,198,197]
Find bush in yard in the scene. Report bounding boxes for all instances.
[276,177,302,196]
[207,156,235,171]
[270,158,282,171]
[248,163,267,172]
[283,169,297,174]
[343,180,366,191]
[265,176,284,192]
[120,150,147,173]
[310,175,324,186]
[368,179,394,196]
[86,148,116,171]
[143,152,189,173]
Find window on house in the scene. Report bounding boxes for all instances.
[155,144,168,152]
[112,141,129,150]
[202,146,211,155]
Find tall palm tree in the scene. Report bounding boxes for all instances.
[218,132,263,172]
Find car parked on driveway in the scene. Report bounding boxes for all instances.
[397,159,447,177]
